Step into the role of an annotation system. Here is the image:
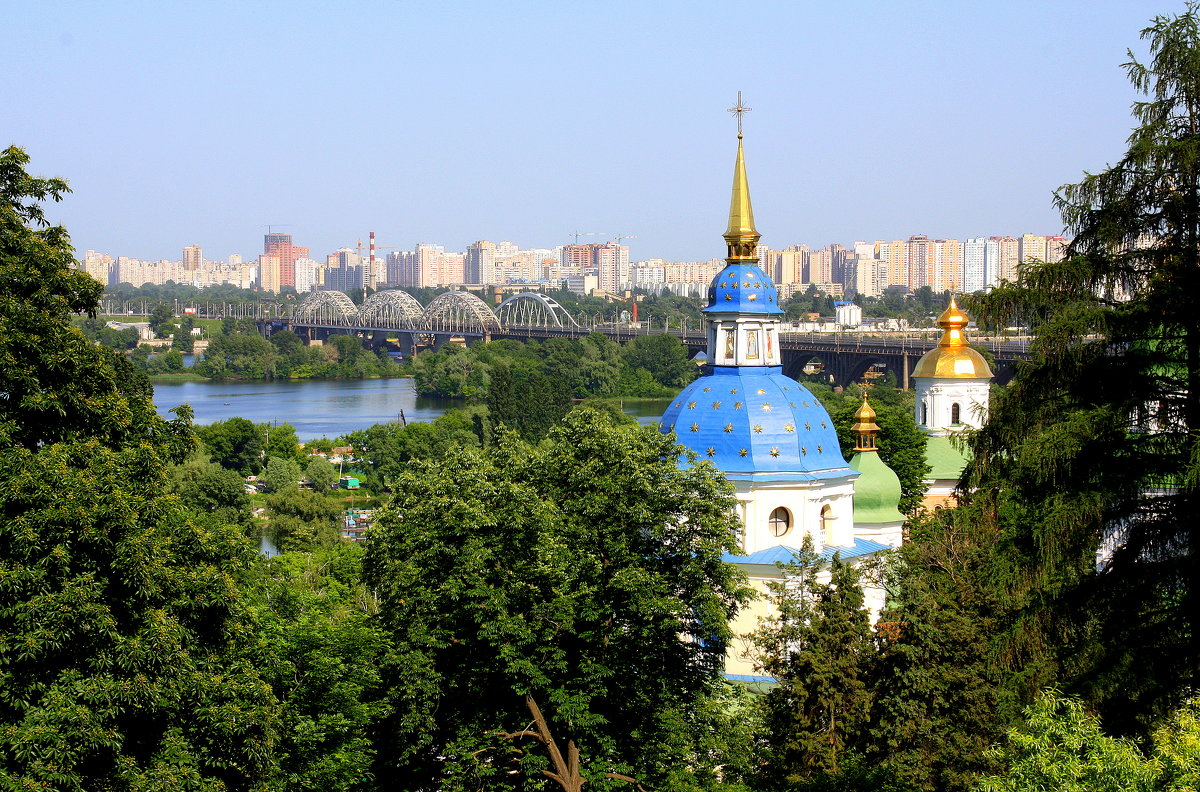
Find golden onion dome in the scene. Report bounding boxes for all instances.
[851,393,882,452]
[911,297,994,380]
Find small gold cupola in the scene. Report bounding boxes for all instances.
[911,297,994,379]
[852,393,881,451]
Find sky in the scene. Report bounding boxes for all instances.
[4,0,1172,263]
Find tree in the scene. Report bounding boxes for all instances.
[148,302,174,338]
[305,455,339,491]
[252,546,390,792]
[752,542,875,785]
[197,416,264,474]
[0,146,186,453]
[0,147,279,790]
[973,691,1188,792]
[363,410,749,790]
[965,5,1200,733]
[262,455,303,493]
[264,488,342,553]
[167,453,254,531]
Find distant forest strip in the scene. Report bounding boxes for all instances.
[409,333,697,400]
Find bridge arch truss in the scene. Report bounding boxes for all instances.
[294,290,359,326]
[421,290,501,333]
[495,292,581,328]
[358,290,424,329]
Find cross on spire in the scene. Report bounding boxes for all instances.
[727,90,751,139]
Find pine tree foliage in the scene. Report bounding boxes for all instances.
[752,543,874,784]
[964,5,1200,732]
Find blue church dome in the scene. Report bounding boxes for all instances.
[702,263,784,315]
[660,367,846,480]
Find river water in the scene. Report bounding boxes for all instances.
[151,378,667,441]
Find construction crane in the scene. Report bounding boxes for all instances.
[568,231,604,244]
[264,224,290,235]
[611,234,638,247]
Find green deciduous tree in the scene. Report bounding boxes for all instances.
[262,455,303,493]
[167,453,254,531]
[252,545,389,792]
[0,147,279,789]
[197,416,265,474]
[305,455,339,491]
[363,410,749,791]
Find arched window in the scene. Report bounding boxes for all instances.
[821,505,835,545]
[921,401,928,425]
[769,507,791,537]
[951,402,961,424]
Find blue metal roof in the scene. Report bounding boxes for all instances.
[702,263,784,315]
[661,367,852,478]
[723,537,892,566]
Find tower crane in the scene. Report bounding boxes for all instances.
[568,231,604,244]
[611,234,637,246]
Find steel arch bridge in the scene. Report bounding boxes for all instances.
[421,290,502,333]
[359,289,424,328]
[495,292,581,328]
[294,290,359,326]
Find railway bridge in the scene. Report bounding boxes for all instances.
[259,289,1029,387]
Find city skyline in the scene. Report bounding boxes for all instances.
[9,1,1161,262]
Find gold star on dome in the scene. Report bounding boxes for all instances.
[703,387,711,392]
[723,423,734,432]
[791,402,797,408]
[747,294,757,300]
[752,424,763,433]
[769,447,780,457]
[738,448,748,457]
[756,388,767,395]
[730,388,739,394]
[712,401,722,409]
[817,444,823,453]
[783,386,790,391]
[724,294,732,300]
[784,424,795,432]
[802,400,810,407]
[805,422,811,431]
[754,282,761,287]
[734,401,743,410]
[801,447,807,455]
[762,403,772,412]
[821,421,827,429]
[687,401,696,409]
[690,423,699,432]
[743,281,751,287]
[706,447,716,457]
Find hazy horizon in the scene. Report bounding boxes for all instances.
[7,0,1165,262]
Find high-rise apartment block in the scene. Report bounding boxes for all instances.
[465,241,497,285]
[182,245,203,271]
[263,233,309,289]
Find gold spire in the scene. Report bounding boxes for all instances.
[723,92,761,263]
[912,296,994,379]
[851,392,881,451]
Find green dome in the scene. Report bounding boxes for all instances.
[849,450,905,525]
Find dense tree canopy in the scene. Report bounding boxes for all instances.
[363,410,749,790]
[960,4,1200,734]
[0,146,280,790]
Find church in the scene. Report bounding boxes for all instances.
[658,123,992,679]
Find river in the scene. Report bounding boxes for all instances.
[151,378,668,441]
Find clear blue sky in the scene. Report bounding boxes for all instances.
[5,0,1169,263]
